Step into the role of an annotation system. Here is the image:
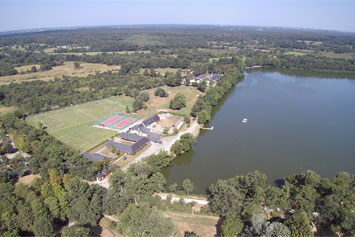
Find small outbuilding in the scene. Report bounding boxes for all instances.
[83,152,113,162]
[96,168,111,181]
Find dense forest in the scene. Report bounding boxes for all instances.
[0,26,354,76]
[0,26,354,236]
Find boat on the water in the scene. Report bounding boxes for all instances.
[201,126,214,130]
[242,118,248,123]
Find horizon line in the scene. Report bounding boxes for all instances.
[1,24,355,36]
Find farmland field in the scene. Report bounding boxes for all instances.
[0,61,121,85]
[48,50,151,56]
[283,51,308,56]
[26,96,134,152]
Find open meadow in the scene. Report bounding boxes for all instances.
[164,212,218,237]
[0,61,121,85]
[48,50,151,56]
[26,85,201,152]
[143,85,202,117]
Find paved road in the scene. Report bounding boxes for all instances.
[90,121,201,188]
[122,121,200,171]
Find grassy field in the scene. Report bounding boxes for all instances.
[209,56,232,63]
[283,51,308,56]
[48,50,150,56]
[0,105,18,117]
[143,85,202,117]
[321,52,355,59]
[26,96,134,152]
[0,62,121,85]
[14,64,40,73]
[26,85,201,151]
[164,212,219,237]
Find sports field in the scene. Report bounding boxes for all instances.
[26,96,134,152]
[96,113,138,130]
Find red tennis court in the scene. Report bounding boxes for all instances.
[115,119,133,127]
[102,116,121,125]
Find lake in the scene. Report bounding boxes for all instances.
[161,70,355,193]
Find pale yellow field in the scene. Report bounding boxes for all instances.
[0,105,18,116]
[0,62,121,85]
[164,212,219,237]
[15,64,40,73]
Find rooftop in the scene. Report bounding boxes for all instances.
[120,132,144,142]
[107,136,149,154]
[83,152,113,162]
[142,114,160,127]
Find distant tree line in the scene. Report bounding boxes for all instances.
[0,71,165,114]
[191,63,245,124]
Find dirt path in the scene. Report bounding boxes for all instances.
[156,193,209,205]
[104,214,119,222]
[88,177,110,189]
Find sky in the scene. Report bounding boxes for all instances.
[0,0,354,32]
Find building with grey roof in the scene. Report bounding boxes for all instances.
[146,132,162,144]
[120,133,143,142]
[142,114,160,128]
[106,136,150,155]
[83,152,113,162]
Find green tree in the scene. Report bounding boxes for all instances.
[169,93,186,110]
[265,222,291,237]
[221,213,243,237]
[168,183,178,193]
[165,73,182,86]
[109,169,125,192]
[31,199,54,236]
[48,168,62,185]
[74,61,81,69]
[182,179,195,194]
[146,151,173,170]
[180,133,195,152]
[154,88,168,97]
[198,109,211,124]
[120,203,174,237]
[138,92,150,102]
[184,116,191,127]
[111,145,116,154]
[197,80,207,92]
[30,66,37,72]
[61,224,91,237]
[284,212,312,237]
[133,98,144,112]
[170,140,184,155]
[37,121,43,129]
[126,105,130,114]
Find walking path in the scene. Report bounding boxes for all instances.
[155,193,209,205]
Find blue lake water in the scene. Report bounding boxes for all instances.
[162,70,355,193]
